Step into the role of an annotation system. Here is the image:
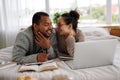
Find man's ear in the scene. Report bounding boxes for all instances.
[33,23,38,32]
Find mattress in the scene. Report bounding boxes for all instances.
[0,35,120,80]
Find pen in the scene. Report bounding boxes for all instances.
[24,60,54,66]
[24,62,42,66]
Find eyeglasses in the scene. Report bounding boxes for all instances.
[56,23,66,27]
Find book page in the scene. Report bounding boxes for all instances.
[18,65,38,72]
[18,60,59,72]
[38,62,58,72]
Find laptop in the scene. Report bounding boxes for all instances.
[65,39,117,69]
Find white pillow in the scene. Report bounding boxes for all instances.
[79,27,110,37]
[0,46,13,61]
[85,35,117,41]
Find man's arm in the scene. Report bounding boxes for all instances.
[12,32,37,64]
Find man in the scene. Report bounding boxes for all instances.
[12,12,56,64]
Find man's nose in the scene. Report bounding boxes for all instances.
[49,25,53,29]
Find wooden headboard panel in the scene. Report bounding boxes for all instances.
[102,26,120,37]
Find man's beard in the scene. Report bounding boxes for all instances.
[41,32,50,39]
[38,29,52,39]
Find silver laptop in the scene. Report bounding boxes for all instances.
[65,39,117,69]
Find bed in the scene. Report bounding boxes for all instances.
[0,27,120,80]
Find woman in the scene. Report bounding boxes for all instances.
[56,10,84,58]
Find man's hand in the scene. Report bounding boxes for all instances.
[37,53,49,62]
[35,32,50,49]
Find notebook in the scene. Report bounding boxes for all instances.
[65,39,117,69]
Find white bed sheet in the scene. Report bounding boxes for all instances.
[0,61,120,80]
[0,46,13,61]
[0,58,120,80]
[0,36,120,80]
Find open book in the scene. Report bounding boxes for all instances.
[18,62,58,72]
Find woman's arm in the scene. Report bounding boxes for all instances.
[66,36,75,57]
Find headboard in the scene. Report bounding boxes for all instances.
[102,26,120,37]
